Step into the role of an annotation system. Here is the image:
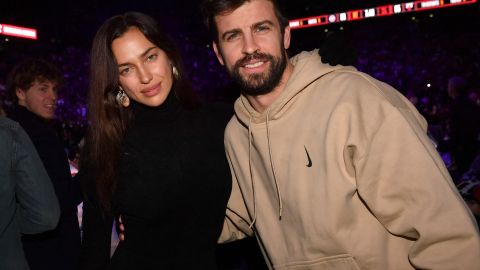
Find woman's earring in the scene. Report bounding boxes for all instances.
[116,86,130,107]
[172,65,179,80]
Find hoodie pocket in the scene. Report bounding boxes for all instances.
[275,254,361,270]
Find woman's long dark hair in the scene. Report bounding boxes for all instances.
[81,12,198,211]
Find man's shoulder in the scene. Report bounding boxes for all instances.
[306,68,405,107]
[0,117,20,148]
[224,114,244,140]
[0,116,20,131]
[0,117,28,141]
[0,117,28,156]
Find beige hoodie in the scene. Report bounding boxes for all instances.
[220,50,480,269]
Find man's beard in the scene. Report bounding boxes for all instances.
[229,50,287,96]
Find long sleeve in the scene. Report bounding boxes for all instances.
[12,123,60,234]
[218,151,254,243]
[355,100,480,269]
[79,178,113,270]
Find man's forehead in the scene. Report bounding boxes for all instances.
[214,0,277,32]
[32,78,57,88]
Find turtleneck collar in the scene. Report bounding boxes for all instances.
[10,105,54,126]
[129,91,182,124]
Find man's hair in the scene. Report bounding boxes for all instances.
[6,59,63,105]
[201,0,289,43]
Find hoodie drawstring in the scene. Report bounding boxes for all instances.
[248,117,257,229]
[266,112,283,220]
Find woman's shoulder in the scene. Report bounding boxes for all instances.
[195,101,234,127]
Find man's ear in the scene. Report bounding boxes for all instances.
[283,26,291,50]
[16,88,27,104]
[212,42,225,66]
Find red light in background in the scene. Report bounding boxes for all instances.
[0,24,37,40]
[349,10,364,20]
[289,0,477,29]
[377,5,394,16]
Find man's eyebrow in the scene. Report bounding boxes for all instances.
[220,20,275,41]
[252,20,274,29]
[117,46,157,67]
[221,28,241,40]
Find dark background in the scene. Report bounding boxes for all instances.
[1,1,479,269]
[2,1,478,50]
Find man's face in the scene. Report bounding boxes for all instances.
[212,0,290,96]
[16,79,58,120]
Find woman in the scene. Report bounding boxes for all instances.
[79,12,232,269]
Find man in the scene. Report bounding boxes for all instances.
[7,59,81,270]
[201,0,480,269]
[0,116,60,270]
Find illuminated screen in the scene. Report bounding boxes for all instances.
[0,24,37,39]
[289,0,477,29]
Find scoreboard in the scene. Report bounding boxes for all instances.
[289,0,477,29]
[0,0,476,39]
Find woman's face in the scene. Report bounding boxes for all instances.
[112,27,173,107]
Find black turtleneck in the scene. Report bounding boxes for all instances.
[81,94,233,269]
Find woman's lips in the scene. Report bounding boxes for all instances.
[141,83,161,97]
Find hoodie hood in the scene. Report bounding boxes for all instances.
[234,49,355,124]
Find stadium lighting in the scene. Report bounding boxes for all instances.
[0,24,37,40]
[289,0,477,29]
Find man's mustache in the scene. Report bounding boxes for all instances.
[235,51,272,68]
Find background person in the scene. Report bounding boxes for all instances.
[6,58,82,270]
[0,116,60,270]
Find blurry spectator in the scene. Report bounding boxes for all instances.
[0,116,60,270]
[6,59,81,270]
[468,88,480,106]
[0,95,6,116]
[447,76,480,177]
[457,154,480,225]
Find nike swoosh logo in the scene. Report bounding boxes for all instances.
[304,146,312,167]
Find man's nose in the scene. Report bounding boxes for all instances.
[47,88,58,100]
[242,33,260,55]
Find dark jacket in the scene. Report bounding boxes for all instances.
[8,106,81,270]
[0,116,60,270]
